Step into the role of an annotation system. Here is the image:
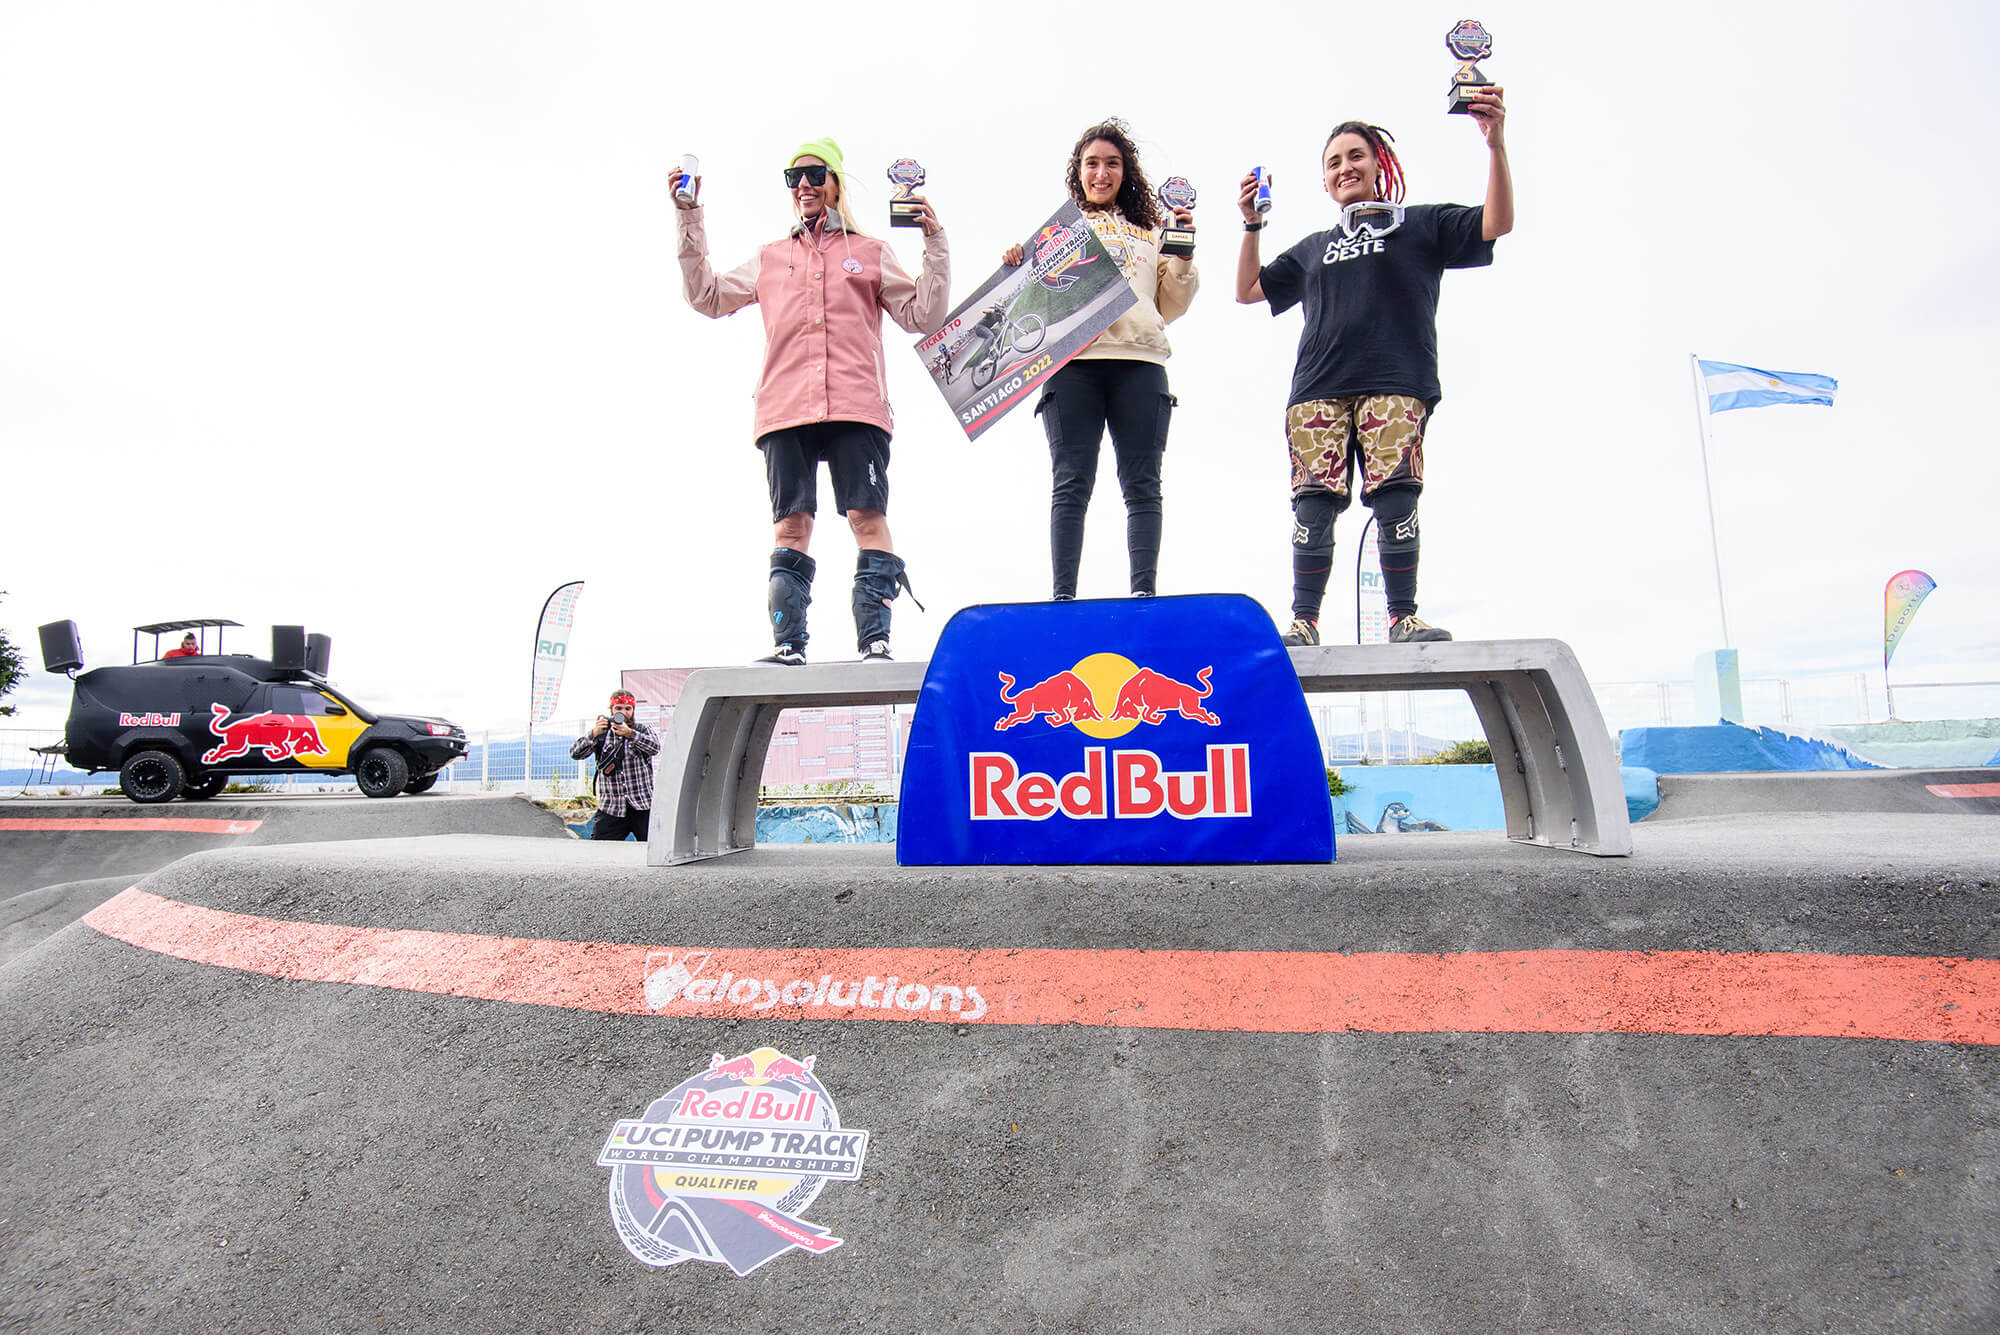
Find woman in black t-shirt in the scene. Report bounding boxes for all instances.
[1235,91,1511,646]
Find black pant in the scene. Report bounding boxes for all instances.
[591,807,650,841]
[1037,359,1173,597]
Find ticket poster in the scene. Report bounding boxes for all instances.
[914,200,1137,441]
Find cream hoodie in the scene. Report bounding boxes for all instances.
[1071,208,1199,365]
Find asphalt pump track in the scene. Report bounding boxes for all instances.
[2,776,1995,1333]
[0,794,572,968]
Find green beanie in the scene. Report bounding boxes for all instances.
[788,137,845,179]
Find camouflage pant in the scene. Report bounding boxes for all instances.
[1286,395,1428,499]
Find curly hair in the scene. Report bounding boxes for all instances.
[1322,121,1406,203]
[1065,119,1161,231]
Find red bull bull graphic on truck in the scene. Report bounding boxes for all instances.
[598,1048,869,1277]
[200,703,329,764]
[899,595,1334,865]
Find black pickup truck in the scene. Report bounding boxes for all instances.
[39,619,468,804]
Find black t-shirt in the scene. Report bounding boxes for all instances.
[1259,203,1493,408]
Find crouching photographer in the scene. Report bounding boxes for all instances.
[569,690,660,842]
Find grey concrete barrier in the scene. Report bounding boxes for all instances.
[648,640,1631,865]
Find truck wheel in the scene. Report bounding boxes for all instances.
[355,748,409,799]
[404,772,439,795]
[183,773,229,800]
[121,750,186,805]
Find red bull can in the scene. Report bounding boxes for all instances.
[673,153,699,206]
[1252,166,1273,215]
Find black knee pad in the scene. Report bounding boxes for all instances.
[1370,486,1421,554]
[853,549,913,651]
[768,548,815,648]
[1292,491,1338,553]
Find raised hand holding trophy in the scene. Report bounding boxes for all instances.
[1157,177,1197,258]
[1445,19,1495,115]
[888,158,926,228]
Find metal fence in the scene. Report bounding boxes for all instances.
[1310,670,2000,766]
[5,668,1995,798]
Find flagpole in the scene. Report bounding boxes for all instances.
[1689,354,1732,648]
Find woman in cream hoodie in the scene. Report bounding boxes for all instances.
[1004,118,1198,599]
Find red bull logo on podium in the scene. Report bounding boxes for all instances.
[899,596,1334,865]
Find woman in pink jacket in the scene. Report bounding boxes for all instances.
[673,138,949,664]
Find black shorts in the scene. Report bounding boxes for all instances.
[758,422,892,521]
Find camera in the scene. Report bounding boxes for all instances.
[611,710,629,727]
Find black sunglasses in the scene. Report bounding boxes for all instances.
[783,164,830,188]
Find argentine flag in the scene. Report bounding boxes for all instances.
[1697,359,1838,413]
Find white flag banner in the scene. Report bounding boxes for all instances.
[530,581,584,725]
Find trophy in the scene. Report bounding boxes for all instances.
[1157,177,1197,258]
[887,158,926,228]
[1445,19,1494,115]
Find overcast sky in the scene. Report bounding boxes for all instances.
[4,1,1996,737]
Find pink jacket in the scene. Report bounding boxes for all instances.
[678,206,950,440]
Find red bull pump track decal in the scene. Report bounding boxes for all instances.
[899,596,1333,864]
[599,1047,868,1276]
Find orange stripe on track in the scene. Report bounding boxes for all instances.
[82,888,2000,1045]
[1926,783,2000,799]
[0,817,261,834]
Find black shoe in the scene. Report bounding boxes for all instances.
[1280,618,1320,647]
[759,644,807,666]
[1388,614,1452,644]
[861,640,892,662]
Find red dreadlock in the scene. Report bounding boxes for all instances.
[1323,121,1405,203]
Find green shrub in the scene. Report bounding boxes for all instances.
[1326,768,1354,798]
[1423,739,1493,765]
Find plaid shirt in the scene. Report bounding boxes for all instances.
[569,721,661,817]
